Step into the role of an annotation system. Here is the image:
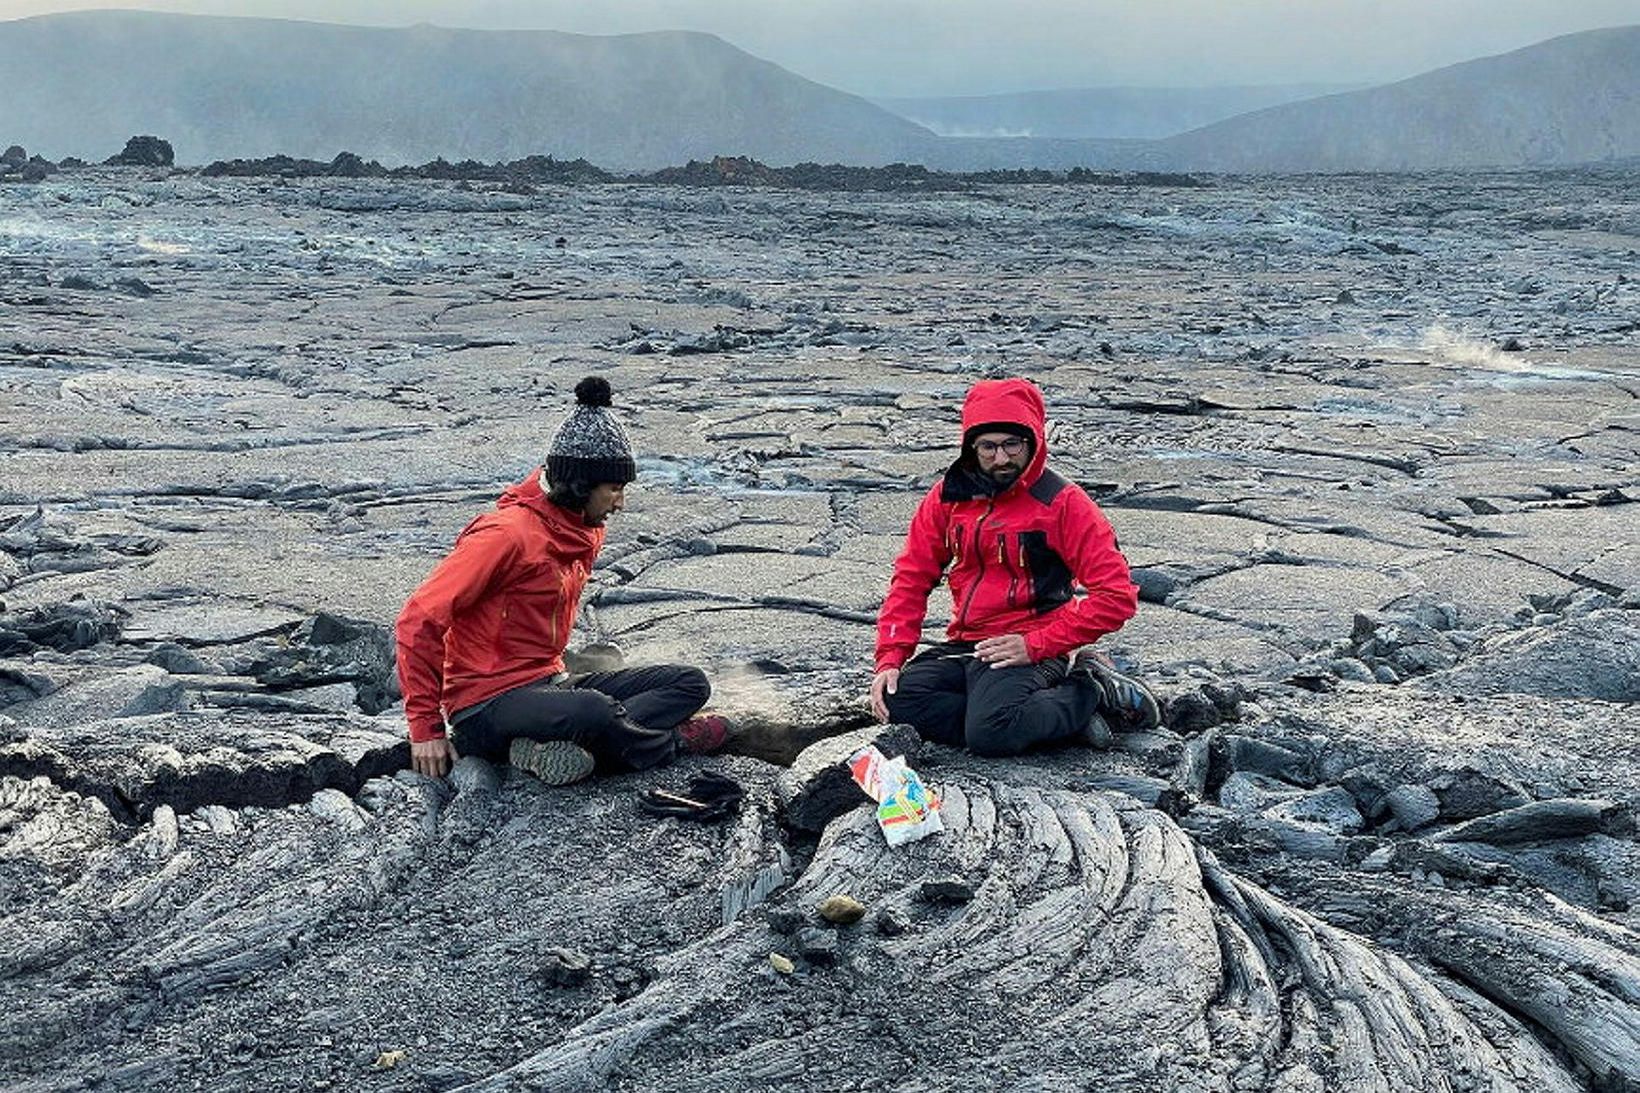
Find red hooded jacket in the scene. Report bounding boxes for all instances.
[875,378,1139,672]
[395,470,602,743]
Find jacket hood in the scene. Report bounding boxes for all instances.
[497,468,602,546]
[944,378,1049,499]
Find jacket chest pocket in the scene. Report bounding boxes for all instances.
[1018,530,1073,613]
[999,531,1027,607]
[502,571,566,653]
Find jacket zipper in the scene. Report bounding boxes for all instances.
[1017,537,1033,609]
[1001,532,1020,608]
[955,501,994,631]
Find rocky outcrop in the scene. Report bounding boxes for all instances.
[3,709,1634,1090]
[0,144,56,183]
[103,135,174,168]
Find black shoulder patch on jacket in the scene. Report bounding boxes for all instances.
[1028,469,1069,506]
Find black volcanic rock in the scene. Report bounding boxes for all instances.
[104,134,174,167]
[0,163,1636,1092]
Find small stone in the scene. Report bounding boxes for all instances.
[1264,786,1363,834]
[875,907,910,936]
[1328,657,1376,683]
[1163,690,1221,734]
[817,894,866,925]
[795,927,838,963]
[1361,846,1394,871]
[145,642,215,675]
[1130,566,1179,604]
[919,877,975,904]
[768,952,795,975]
[371,1049,407,1071]
[766,906,804,935]
[538,947,592,986]
[1385,784,1441,832]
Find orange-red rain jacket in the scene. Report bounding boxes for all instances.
[395,470,601,743]
[874,378,1139,672]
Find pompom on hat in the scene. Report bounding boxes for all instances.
[546,376,636,486]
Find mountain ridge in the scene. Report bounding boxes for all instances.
[873,83,1363,140]
[1154,25,1640,170]
[2,11,1637,173]
[0,9,943,169]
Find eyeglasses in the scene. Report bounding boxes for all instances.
[973,437,1027,458]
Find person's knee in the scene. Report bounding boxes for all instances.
[559,688,622,737]
[882,686,929,727]
[965,723,1029,757]
[675,665,711,707]
[965,705,1033,757]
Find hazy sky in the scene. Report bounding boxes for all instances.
[3,0,1638,96]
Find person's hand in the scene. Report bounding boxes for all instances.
[975,633,1030,669]
[411,737,459,777]
[869,668,901,723]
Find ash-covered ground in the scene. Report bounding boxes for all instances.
[1,168,1637,1091]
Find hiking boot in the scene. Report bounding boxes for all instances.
[1084,710,1113,749]
[677,712,733,755]
[508,738,596,786]
[1073,651,1163,733]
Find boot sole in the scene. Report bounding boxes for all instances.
[508,739,596,786]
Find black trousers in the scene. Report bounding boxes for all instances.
[450,664,710,773]
[884,641,1101,756]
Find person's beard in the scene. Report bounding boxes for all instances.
[986,459,1025,486]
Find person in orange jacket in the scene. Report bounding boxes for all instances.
[396,377,728,785]
[870,376,1160,753]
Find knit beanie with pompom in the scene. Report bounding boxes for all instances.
[546,376,636,486]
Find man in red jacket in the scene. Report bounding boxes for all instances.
[396,377,726,784]
[870,377,1159,754]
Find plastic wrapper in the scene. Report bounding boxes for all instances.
[848,745,944,846]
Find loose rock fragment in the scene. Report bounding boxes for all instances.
[538,947,592,987]
[918,877,975,904]
[768,952,795,975]
[795,927,838,963]
[1433,798,1619,846]
[371,1049,407,1070]
[1385,783,1440,831]
[875,907,910,936]
[817,894,866,924]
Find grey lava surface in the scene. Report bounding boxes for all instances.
[1,167,1638,1091]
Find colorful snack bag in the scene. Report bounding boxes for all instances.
[848,745,944,846]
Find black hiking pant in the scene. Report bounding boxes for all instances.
[450,664,710,773]
[884,640,1102,756]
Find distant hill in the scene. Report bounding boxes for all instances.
[1,12,1635,173]
[0,10,942,169]
[874,84,1359,140]
[1152,26,1640,171]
